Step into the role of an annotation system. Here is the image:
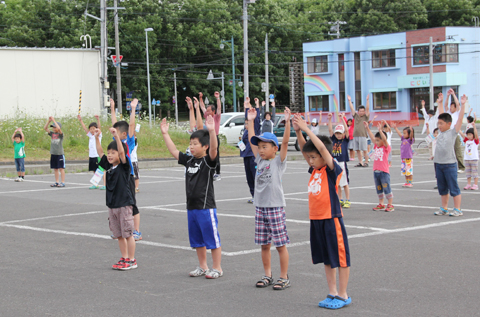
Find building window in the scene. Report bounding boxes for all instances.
[354,52,361,108]
[372,49,396,68]
[338,54,344,82]
[354,52,361,81]
[373,92,396,110]
[355,91,362,108]
[413,44,459,65]
[309,95,329,111]
[307,56,328,73]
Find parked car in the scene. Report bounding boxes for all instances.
[273,114,308,151]
[218,112,246,145]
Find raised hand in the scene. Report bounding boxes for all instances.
[347,95,351,102]
[421,100,425,108]
[160,118,169,134]
[391,122,397,128]
[377,122,383,130]
[247,108,257,121]
[205,115,215,132]
[271,101,276,108]
[261,101,266,107]
[437,92,443,103]
[363,121,369,129]
[199,92,203,99]
[109,127,117,136]
[130,98,138,110]
[292,114,301,131]
[77,114,82,120]
[327,113,333,120]
[110,98,115,109]
[214,91,220,99]
[49,116,53,121]
[94,128,101,137]
[94,115,99,120]
[461,94,467,105]
[193,97,199,109]
[186,97,193,110]
[254,98,259,105]
[18,127,22,132]
[366,94,370,101]
[293,115,308,131]
[284,107,291,121]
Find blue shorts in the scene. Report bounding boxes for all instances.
[50,155,65,169]
[187,209,221,250]
[436,163,461,197]
[15,158,25,172]
[373,170,392,195]
[310,218,350,268]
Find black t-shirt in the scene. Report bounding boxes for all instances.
[178,152,217,210]
[98,155,134,209]
[330,135,350,162]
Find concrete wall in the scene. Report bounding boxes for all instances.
[0,48,101,119]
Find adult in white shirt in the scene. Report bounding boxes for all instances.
[442,89,465,172]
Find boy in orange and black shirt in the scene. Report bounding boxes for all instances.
[293,114,351,310]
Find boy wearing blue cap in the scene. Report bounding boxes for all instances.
[246,106,292,291]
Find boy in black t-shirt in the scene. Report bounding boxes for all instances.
[327,113,351,208]
[161,116,223,279]
[95,128,137,271]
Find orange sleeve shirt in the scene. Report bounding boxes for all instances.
[308,161,344,220]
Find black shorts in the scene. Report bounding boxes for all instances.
[50,155,65,169]
[129,174,139,216]
[310,218,350,268]
[89,157,99,172]
[132,162,140,180]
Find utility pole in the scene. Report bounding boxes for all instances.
[100,0,107,109]
[174,72,178,126]
[328,20,347,39]
[265,33,269,111]
[429,37,434,111]
[114,0,122,113]
[243,0,251,101]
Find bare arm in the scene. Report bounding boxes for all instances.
[437,93,445,114]
[95,115,101,131]
[339,113,349,139]
[199,92,206,114]
[110,128,126,164]
[44,117,52,133]
[215,91,221,115]
[293,114,308,162]
[205,115,218,160]
[280,107,291,162]
[78,115,89,134]
[160,118,180,160]
[18,128,25,142]
[377,122,388,145]
[455,95,467,133]
[347,95,355,116]
[365,94,370,117]
[451,91,460,113]
[364,121,375,142]
[11,128,18,142]
[391,122,402,138]
[246,108,259,158]
[94,128,104,158]
[51,117,62,134]
[194,97,203,130]
[129,98,138,138]
[327,113,333,136]
[186,97,196,131]
[110,98,117,125]
[296,116,334,170]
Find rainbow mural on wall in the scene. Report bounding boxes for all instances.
[304,74,339,114]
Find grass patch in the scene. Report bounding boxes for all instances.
[0,115,239,162]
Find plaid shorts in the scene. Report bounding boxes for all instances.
[401,158,413,176]
[255,207,290,247]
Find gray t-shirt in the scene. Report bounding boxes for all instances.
[254,154,287,207]
[433,128,457,164]
[353,113,369,137]
[48,132,64,155]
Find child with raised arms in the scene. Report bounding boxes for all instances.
[293,114,351,309]
[459,114,479,190]
[247,106,291,290]
[161,115,223,279]
[44,117,65,187]
[78,114,105,189]
[12,128,26,182]
[392,123,415,187]
[365,121,394,212]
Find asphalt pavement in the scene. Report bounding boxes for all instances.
[1,149,479,316]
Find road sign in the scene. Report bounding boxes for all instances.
[152,98,156,106]
[269,94,274,99]
[111,55,123,66]
[229,80,233,86]
[238,81,243,87]
[156,100,160,106]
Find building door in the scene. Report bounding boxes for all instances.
[410,87,443,116]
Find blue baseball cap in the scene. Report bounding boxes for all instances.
[251,132,279,147]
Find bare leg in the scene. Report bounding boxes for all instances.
[324,265,338,296]
[441,194,449,209]
[349,149,355,160]
[453,194,462,210]
[126,236,136,259]
[475,177,478,186]
[118,237,128,258]
[54,169,59,183]
[356,150,362,164]
[60,168,65,183]
[362,151,368,163]
[277,245,289,279]
[344,185,350,200]
[135,179,139,189]
[338,186,343,200]
[261,244,272,277]
[467,177,472,185]
[134,213,140,232]
[337,267,350,299]
[211,247,222,272]
[379,197,384,205]
[196,247,208,270]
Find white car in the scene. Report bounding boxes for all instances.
[218,112,246,145]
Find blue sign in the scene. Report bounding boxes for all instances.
[152,98,156,106]
[269,94,274,99]
[126,91,134,110]
[156,100,160,106]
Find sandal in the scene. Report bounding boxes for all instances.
[362,163,369,167]
[50,182,59,187]
[272,277,291,290]
[354,163,363,167]
[324,295,352,309]
[255,275,274,288]
[318,294,335,307]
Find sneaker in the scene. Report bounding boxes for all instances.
[464,184,472,190]
[112,257,126,270]
[458,170,465,174]
[110,234,118,240]
[247,197,254,204]
[472,184,478,190]
[434,207,448,216]
[126,258,138,270]
[58,182,65,187]
[449,208,463,217]
[19,178,24,182]
[14,177,20,182]
[205,268,223,279]
[340,200,345,207]
[434,186,438,189]
[189,266,207,277]
[213,174,221,181]
[89,185,98,189]
[385,204,395,212]
[99,186,106,190]
[118,258,135,271]
[343,200,351,208]
[404,183,413,188]
[372,204,386,211]
[133,230,142,241]
[402,183,409,187]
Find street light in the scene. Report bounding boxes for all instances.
[145,27,153,126]
[207,70,225,113]
[221,36,238,112]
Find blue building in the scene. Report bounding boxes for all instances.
[303,27,480,117]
